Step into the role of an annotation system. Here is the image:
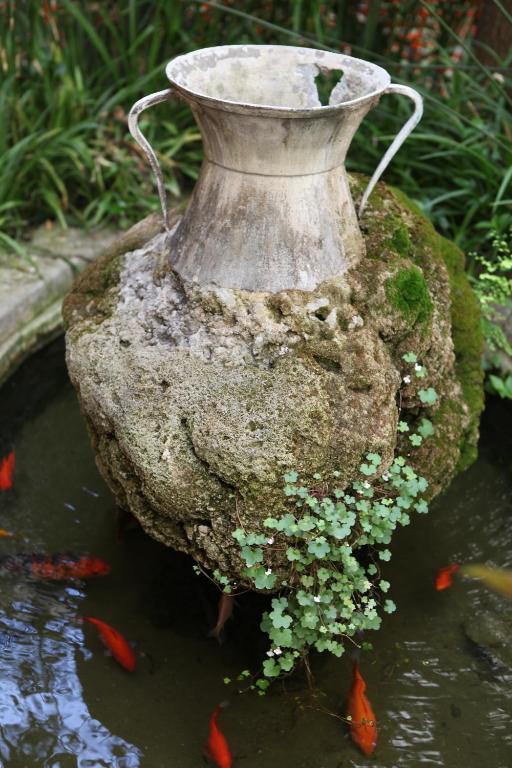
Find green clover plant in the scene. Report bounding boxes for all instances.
[212,354,437,686]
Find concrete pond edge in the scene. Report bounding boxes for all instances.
[0,226,117,387]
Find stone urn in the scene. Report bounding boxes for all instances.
[128,45,423,291]
[64,46,483,584]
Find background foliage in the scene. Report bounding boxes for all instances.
[1,1,511,387]
[1,0,510,254]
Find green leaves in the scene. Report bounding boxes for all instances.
[297,590,314,606]
[419,387,438,405]
[269,598,292,629]
[403,352,417,363]
[286,546,302,562]
[254,569,276,590]
[263,658,280,677]
[256,679,269,694]
[418,418,435,438]
[274,513,295,532]
[232,528,246,544]
[301,611,319,629]
[330,521,353,540]
[297,516,316,532]
[225,366,433,683]
[360,452,382,475]
[307,537,330,558]
[241,546,263,567]
[269,627,293,646]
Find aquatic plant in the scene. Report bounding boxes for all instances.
[214,354,437,688]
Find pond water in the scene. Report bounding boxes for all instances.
[0,338,511,768]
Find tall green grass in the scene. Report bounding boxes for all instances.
[0,0,510,265]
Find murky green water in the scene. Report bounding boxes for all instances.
[1,338,511,768]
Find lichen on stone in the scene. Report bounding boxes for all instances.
[64,178,484,581]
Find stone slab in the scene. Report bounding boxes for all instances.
[0,226,117,386]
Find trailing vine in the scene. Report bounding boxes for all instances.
[207,353,437,690]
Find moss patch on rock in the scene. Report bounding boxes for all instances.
[437,235,484,469]
[354,174,484,481]
[385,265,433,327]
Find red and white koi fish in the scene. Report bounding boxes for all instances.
[346,660,377,756]
[204,704,232,768]
[83,616,136,672]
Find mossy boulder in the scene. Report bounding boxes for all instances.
[63,178,483,581]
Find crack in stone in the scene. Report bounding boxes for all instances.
[179,415,237,495]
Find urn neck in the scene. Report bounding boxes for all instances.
[188,99,376,177]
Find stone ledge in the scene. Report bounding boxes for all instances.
[0,226,117,386]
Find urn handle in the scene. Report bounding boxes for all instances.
[358,84,424,218]
[128,88,174,231]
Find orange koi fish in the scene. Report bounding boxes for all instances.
[0,450,15,491]
[346,660,377,756]
[204,705,232,768]
[0,530,13,538]
[209,593,235,642]
[83,616,136,672]
[29,554,111,580]
[0,553,109,578]
[435,563,460,591]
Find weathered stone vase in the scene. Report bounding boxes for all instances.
[128,45,423,291]
[64,46,483,584]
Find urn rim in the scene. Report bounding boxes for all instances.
[165,44,391,118]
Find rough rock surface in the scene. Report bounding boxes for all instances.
[63,179,483,581]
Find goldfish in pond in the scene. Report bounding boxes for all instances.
[0,530,13,538]
[460,564,512,599]
[435,563,460,591]
[204,704,232,768]
[346,660,377,756]
[0,450,15,491]
[209,593,235,642]
[29,554,111,579]
[435,563,512,598]
[0,553,110,579]
[83,616,136,672]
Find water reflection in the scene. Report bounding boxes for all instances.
[0,578,141,767]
